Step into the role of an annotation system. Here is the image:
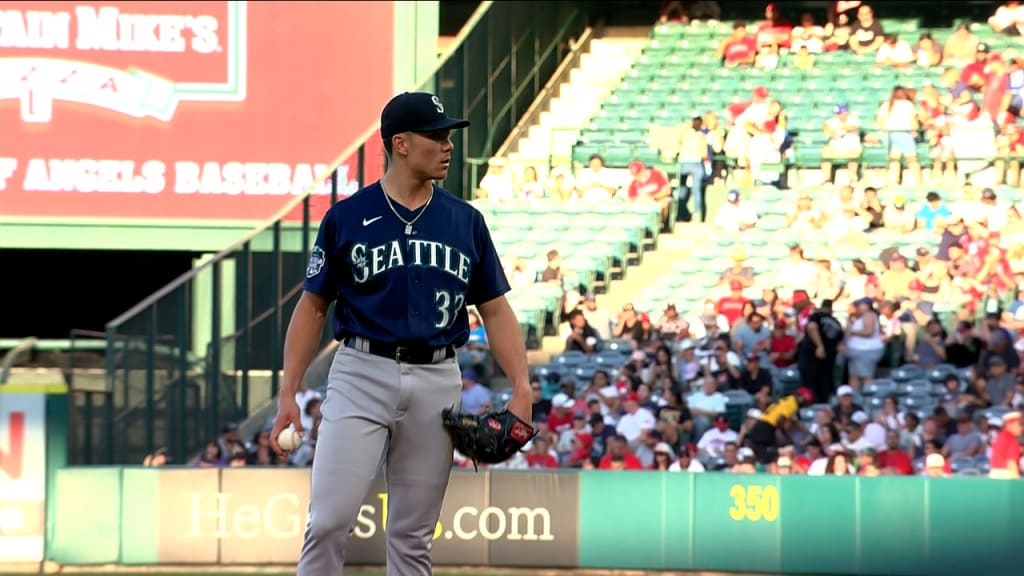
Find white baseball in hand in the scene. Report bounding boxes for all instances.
[278,428,303,452]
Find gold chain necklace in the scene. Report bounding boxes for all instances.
[381,183,433,235]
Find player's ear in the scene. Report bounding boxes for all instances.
[392,132,413,157]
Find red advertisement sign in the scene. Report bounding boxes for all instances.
[0,1,392,221]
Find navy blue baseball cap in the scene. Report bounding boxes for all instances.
[381,92,470,139]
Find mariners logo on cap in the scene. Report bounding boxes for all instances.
[306,245,326,278]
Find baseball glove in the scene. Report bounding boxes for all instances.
[441,407,536,471]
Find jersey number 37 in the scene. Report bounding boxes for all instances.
[434,290,465,330]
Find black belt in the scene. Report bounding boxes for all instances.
[344,337,455,365]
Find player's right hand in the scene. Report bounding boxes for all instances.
[269,396,304,458]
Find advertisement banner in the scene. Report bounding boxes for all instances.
[0,1,393,222]
[0,387,48,563]
[146,468,578,566]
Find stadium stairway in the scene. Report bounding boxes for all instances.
[507,35,647,169]
[533,226,697,361]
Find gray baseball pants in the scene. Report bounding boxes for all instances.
[296,344,462,576]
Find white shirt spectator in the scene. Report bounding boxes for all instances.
[844,435,876,454]
[807,457,855,475]
[295,389,323,434]
[688,389,728,415]
[697,427,738,457]
[990,3,1024,33]
[669,458,707,472]
[714,200,759,232]
[876,39,914,66]
[790,25,825,53]
[478,168,514,202]
[863,421,888,451]
[616,407,656,444]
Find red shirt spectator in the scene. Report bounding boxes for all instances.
[626,161,670,201]
[989,412,1022,479]
[717,279,750,326]
[598,451,644,470]
[757,3,793,48]
[717,22,758,67]
[877,449,914,475]
[960,45,996,89]
[547,392,575,435]
[769,320,796,367]
[526,452,559,469]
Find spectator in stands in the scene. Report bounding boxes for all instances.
[960,43,995,92]
[702,111,727,183]
[824,10,853,51]
[565,309,601,354]
[476,158,514,201]
[460,368,492,415]
[676,339,702,388]
[526,436,559,469]
[883,193,917,233]
[792,45,815,70]
[650,442,675,470]
[530,378,550,422]
[943,412,985,460]
[990,1,1024,35]
[878,429,914,474]
[786,191,824,235]
[845,297,885,389]
[734,311,772,365]
[714,189,759,232]
[217,422,243,459]
[519,165,544,199]
[697,414,737,458]
[755,37,781,69]
[906,317,948,369]
[769,318,797,368]
[848,4,884,55]
[746,117,789,185]
[717,279,750,328]
[982,311,1020,369]
[658,0,686,23]
[669,444,706,472]
[655,304,687,343]
[798,299,845,403]
[914,33,943,68]
[689,375,728,439]
[545,166,576,202]
[677,116,710,223]
[627,161,672,226]
[985,356,1016,407]
[777,243,818,293]
[739,354,773,409]
[989,410,1022,478]
[843,412,877,453]
[575,154,618,201]
[824,450,852,475]
[879,253,915,301]
[196,441,225,467]
[923,452,949,477]
[877,86,921,185]
[942,23,978,67]
[644,345,676,386]
[876,34,914,68]
[857,448,881,476]
[996,121,1024,186]
[821,104,863,184]
[810,253,843,302]
[719,247,756,289]
[757,3,793,46]
[715,21,758,68]
[790,12,825,53]
[459,308,490,368]
[142,447,170,467]
[599,434,644,469]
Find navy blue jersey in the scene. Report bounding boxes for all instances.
[303,182,510,348]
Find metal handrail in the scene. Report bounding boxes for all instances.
[105,0,496,331]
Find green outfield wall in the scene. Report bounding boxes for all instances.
[46,468,1022,575]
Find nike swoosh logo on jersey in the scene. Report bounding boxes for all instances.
[362,216,383,226]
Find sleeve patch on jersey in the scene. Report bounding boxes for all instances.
[306,246,326,278]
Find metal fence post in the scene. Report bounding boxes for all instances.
[271,221,282,398]
[209,260,222,443]
[145,306,155,457]
[330,168,338,206]
[176,286,189,461]
[239,243,251,417]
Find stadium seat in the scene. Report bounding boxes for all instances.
[862,378,897,397]
[926,364,958,384]
[604,338,633,353]
[897,379,932,397]
[891,364,926,383]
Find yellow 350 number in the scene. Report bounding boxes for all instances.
[728,484,779,523]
